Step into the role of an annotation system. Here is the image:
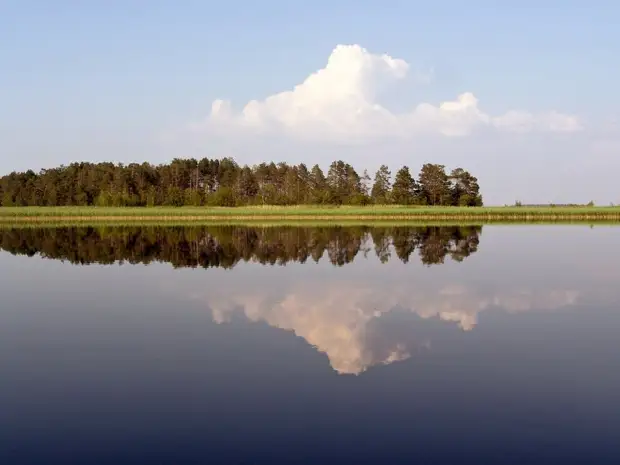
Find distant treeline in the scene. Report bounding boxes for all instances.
[512,201,598,208]
[0,158,482,207]
[0,225,482,267]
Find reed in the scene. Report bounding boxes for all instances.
[1,205,619,223]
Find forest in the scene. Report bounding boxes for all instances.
[0,158,483,207]
[0,225,481,267]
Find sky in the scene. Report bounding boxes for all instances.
[1,0,619,205]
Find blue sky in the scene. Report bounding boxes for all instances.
[1,1,619,204]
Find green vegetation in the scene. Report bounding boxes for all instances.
[0,158,481,207]
[0,205,619,223]
[2,157,615,223]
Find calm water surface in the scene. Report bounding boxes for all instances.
[1,225,620,464]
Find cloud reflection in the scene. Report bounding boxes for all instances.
[206,282,579,375]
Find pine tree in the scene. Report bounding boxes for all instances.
[309,164,328,204]
[449,168,483,206]
[371,165,391,204]
[418,164,451,206]
[392,166,418,205]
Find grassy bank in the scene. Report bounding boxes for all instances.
[1,205,619,223]
[1,221,618,230]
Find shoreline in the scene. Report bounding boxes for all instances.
[1,206,620,224]
[0,217,619,227]
[2,215,620,221]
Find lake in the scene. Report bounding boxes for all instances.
[2,225,620,464]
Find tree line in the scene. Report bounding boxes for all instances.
[0,158,482,207]
[0,225,482,267]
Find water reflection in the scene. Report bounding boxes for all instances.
[205,280,580,374]
[0,225,593,375]
[3,225,620,463]
[0,225,481,268]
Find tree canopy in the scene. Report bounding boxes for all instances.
[0,158,483,207]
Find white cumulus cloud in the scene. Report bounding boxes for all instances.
[204,44,582,140]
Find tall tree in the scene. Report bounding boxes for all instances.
[449,168,483,206]
[309,164,328,204]
[345,164,363,203]
[326,160,348,204]
[361,169,372,197]
[418,164,451,206]
[297,163,311,204]
[284,167,301,205]
[371,165,392,204]
[391,166,419,205]
[238,166,259,202]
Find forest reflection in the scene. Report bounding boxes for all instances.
[0,225,481,268]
